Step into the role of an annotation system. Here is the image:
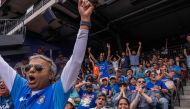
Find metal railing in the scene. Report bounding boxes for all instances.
[7,0,59,35]
[159,48,183,58]
[0,19,26,35]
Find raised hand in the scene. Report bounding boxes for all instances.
[88,47,91,52]
[138,41,142,46]
[126,42,129,47]
[120,86,125,92]
[78,0,94,22]
[85,81,92,85]
[107,43,110,48]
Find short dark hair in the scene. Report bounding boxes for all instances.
[97,92,107,101]
[117,97,130,106]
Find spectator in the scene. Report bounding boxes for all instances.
[99,78,112,99]
[135,64,145,78]
[116,69,127,85]
[144,70,151,83]
[14,57,29,78]
[175,56,188,79]
[167,58,181,80]
[89,55,100,78]
[130,77,157,109]
[146,72,169,109]
[0,80,13,109]
[128,77,137,93]
[120,49,130,75]
[35,47,45,55]
[90,93,107,109]
[110,54,121,72]
[117,97,130,109]
[126,41,142,66]
[112,83,131,105]
[88,43,111,79]
[68,87,80,106]
[109,75,120,96]
[65,100,75,109]
[76,81,97,109]
[183,33,190,75]
[0,1,94,108]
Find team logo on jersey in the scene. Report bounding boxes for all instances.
[19,97,27,102]
[37,96,45,104]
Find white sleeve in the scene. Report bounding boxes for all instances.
[61,29,89,92]
[0,56,17,91]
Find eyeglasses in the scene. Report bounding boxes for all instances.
[150,74,156,77]
[137,80,146,83]
[25,64,43,72]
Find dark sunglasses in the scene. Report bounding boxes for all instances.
[150,74,156,77]
[25,64,43,72]
[138,80,146,83]
[86,85,93,88]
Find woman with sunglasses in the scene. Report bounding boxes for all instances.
[130,77,157,109]
[0,0,94,109]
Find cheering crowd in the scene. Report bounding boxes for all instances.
[0,0,190,109]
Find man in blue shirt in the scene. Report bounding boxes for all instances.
[109,75,120,96]
[126,42,142,66]
[75,81,97,109]
[0,1,94,108]
[88,43,111,79]
[120,51,130,74]
[146,72,169,109]
[167,58,181,79]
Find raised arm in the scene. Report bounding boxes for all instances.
[126,42,131,56]
[61,0,94,92]
[109,55,113,62]
[137,41,142,56]
[75,81,91,92]
[107,43,111,61]
[130,93,141,109]
[0,56,17,91]
[88,47,97,63]
[116,54,121,61]
[89,55,95,67]
[184,48,188,58]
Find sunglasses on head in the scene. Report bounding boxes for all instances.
[137,80,146,83]
[25,64,43,72]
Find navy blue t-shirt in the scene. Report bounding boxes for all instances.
[78,89,97,109]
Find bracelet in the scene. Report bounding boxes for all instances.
[80,21,91,28]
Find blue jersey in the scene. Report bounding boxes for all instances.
[110,83,120,96]
[0,96,13,109]
[128,84,136,93]
[11,74,70,109]
[78,89,97,109]
[100,85,112,96]
[146,80,168,90]
[168,65,181,78]
[97,60,109,78]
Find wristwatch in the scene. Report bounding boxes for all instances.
[80,21,91,28]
